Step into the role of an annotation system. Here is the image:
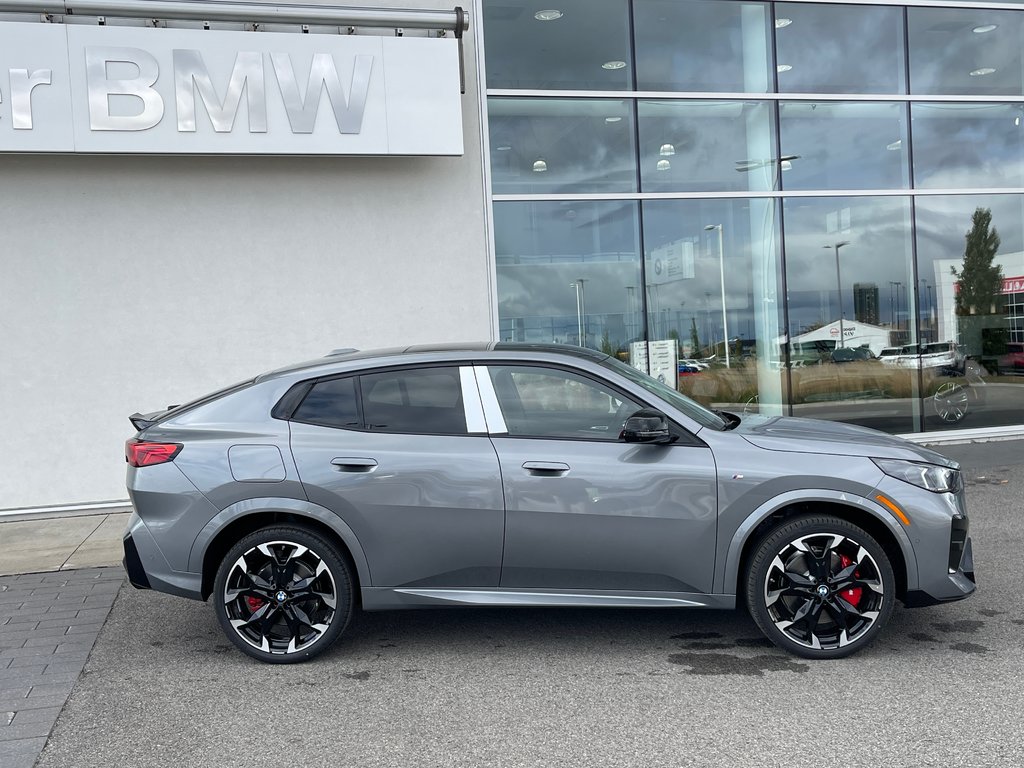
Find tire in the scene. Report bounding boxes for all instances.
[213,525,354,664]
[745,515,895,660]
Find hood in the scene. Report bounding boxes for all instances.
[735,415,958,467]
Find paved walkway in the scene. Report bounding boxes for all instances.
[0,568,124,768]
[0,514,130,577]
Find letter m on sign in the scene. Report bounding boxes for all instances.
[270,53,373,134]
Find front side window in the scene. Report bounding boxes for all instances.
[487,365,641,440]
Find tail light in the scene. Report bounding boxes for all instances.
[126,440,182,467]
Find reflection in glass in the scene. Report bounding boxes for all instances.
[634,1,771,93]
[489,98,636,194]
[495,201,641,354]
[779,102,909,190]
[909,7,1024,96]
[783,197,919,432]
[642,199,785,415]
[911,103,1024,189]
[774,3,906,94]
[483,0,631,90]
[638,101,776,192]
[914,195,1024,430]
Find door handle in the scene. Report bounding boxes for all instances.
[522,461,570,476]
[331,457,378,472]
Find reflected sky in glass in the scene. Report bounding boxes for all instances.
[909,7,1024,95]
[912,103,1024,188]
[779,102,909,190]
[489,98,637,194]
[634,1,771,93]
[774,3,906,94]
[638,101,776,192]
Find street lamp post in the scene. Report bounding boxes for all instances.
[571,279,587,346]
[704,224,730,367]
[824,241,850,347]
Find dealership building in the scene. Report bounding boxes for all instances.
[1,0,1023,516]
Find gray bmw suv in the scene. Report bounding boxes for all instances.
[123,343,975,663]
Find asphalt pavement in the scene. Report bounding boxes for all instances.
[28,441,1024,768]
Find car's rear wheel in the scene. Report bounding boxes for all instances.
[745,515,895,659]
[213,525,353,663]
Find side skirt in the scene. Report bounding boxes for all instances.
[361,587,736,611]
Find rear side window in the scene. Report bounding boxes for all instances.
[292,377,359,429]
[361,368,466,434]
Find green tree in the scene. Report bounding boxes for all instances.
[952,208,1004,316]
[689,318,702,356]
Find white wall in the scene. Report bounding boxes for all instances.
[0,1,494,510]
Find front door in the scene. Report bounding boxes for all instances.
[482,364,718,594]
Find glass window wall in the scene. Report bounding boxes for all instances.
[489,98,637,194]
[633,1,771,93]
[779,101,910,190]
[782,196,919,433]
[774,3,906,94]
[638,101,776,193]
[494,201,642,353]
[483,0,632,90]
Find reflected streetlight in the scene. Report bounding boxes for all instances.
[704,224,730,367]
[824,241,850,347]
[570,278,587,346]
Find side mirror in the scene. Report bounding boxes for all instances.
[621,409,673,444]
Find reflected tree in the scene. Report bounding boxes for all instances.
[689,318,702,356]
[952,208,1004,316]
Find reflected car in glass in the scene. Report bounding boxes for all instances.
[122,344,975,663]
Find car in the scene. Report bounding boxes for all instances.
[998,342,1024,375]
[123,343,975,663]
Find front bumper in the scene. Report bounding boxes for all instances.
[904,536,975,607]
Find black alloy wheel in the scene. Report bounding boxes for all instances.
[746,515,895,659]
[213,525,354,663]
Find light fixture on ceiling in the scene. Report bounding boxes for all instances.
[970,67,996,76]
[656,159,671,172]
[886,139,902,151]
[533,159,548,172]
[780,160,792,171]
[972,24,998,34]
[775,18,792,29]
[495,144,512,151]
[602,60,627,70]
[605,116,622,123]
[659,143,676,157]
[1016,116,1021,127]
[534,10,563,21]
[777,64,793,73]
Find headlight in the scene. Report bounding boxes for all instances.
[873,459,961,493]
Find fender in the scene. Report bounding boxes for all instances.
[718,489,919,595]
[187,496,373,588]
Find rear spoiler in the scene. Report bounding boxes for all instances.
[128,406,179,432]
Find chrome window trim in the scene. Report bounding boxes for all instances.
[459,366,488,434]
[472,365,508,434]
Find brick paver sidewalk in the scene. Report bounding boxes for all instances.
[0,568,123,768]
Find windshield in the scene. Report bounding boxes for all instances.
[601,356,728,431]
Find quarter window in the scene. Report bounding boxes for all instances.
[292,377,359,429]
[487,366,640,440]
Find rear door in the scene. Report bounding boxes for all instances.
[288,365,505,588]
[479,363,719,594]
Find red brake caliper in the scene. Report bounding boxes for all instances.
[837,554,862,607]
[246,596,265,613]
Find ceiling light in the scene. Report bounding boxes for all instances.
[775,18,792,29]
[1016,116,1021,127]
[886,140,902,151]
[605,116,622,123]
[659,143,676,157]
[970,68,996,76]
[776,64,792,73]
[602,60,627,70]
[656,159,671,172]
[972,24,998,34]
[534,10,563,21]
[532,159,547,172]
[780,160,792,171]
[495,144,512,151]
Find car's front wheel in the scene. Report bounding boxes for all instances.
[745,515,895,659]
[213,525,354,663]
